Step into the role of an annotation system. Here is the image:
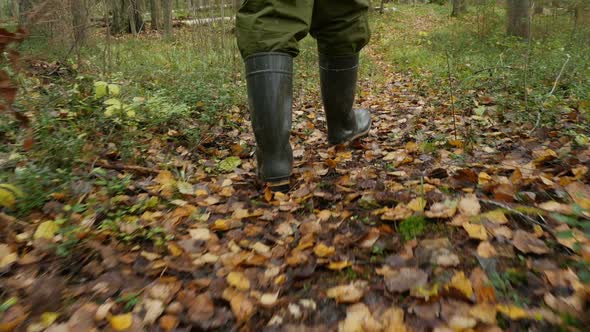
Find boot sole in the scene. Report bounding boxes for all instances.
[329,121,372,146]
[266,178,290,193]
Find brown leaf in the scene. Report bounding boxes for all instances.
[229,293,255,321]
[458,194,480,216]
[188,292,215,323]
[327,280,368,303]
[384,267,428,293]
[512,230,550,254]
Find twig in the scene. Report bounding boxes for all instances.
[479,199,551,231]
[446,52,458,141]
[548,53,571,96]
[90,161,160,175]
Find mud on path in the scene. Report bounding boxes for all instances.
[1,50,590,331]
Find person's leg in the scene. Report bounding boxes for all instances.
[310,0,372,145]
[235,0,313,191]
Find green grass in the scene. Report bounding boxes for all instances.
[372,2,590,127]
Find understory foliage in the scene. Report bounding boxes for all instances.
[0,2,589,331]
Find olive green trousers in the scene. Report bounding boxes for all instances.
[236,0,371,58]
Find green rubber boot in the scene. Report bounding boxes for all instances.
[319,53,371,145]
[245,53,293,192]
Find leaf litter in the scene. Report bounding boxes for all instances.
[1,39,590,332]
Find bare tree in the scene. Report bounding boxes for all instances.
[163,0,172,37]
[507,0,531,38]
[70,0,90,48]
[451,0,466,17]
[150,0,161,30]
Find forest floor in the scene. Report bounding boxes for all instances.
[1,4,590,332]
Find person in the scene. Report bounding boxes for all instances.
[236,0,372,192]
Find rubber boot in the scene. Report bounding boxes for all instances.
[245,52,293,192]
[319,53,371,145]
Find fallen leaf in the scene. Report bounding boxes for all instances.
[314,243,336,258]
[109,313,133,331]
[483,210,509,224]
[470,268,496,304]
[385,267,428,293]
[477,241,497,258]
[446,271,474,300]
[496,304,529,320]
[0,244,17,269]
[338,303,382,332]
[327,281,368,303]
[469,304,497,324]
[34,220,59,240]
[458,194,481,216]
[218,156,242,172]
[512,230,550,254]
[259,292,279,307]
[382,204,413,221]
[463,223,488,240]
[407,197,426,212]
[188,292,214,323]
[226,271,250,291]
[425,200,457,219]
[229,293,255,321]
[328,261,351,270]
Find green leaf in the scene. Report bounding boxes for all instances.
[0,297,17,312]
[218,156,242,172]
[0,184,22,208]
[474,106,486,116]
[108,84,121,96]
[94,81,108,99]
[556,230,574,239]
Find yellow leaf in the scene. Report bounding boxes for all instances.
[469,304,497,324]
[227,271,250,291]
[496,304,529,320]
[34,221,59,240]
[314,243,335,258]
[478,172,492,185]
[0,244,17,269]
[447,271,474,300]
[0,188,16,208]
[167,242,184,257]
[407,197,426,212]
[463,223,488,240]
[483,210,509,224]
[109,313,133,331]
[40,312,60,327]
[328,261,351,270]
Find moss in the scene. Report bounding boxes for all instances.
[399,215,427,241]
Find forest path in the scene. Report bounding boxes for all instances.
[3,47,590,332]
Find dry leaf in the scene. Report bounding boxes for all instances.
[338,303,382,332]
[477,241,497,258]
[327,281,368,303]
[512,230,550,254]
[407,197,426,212]
[425,200,457,219]
[314,243,336,258]
[230,293,255,321]
[446,271,474,300]
[458,194,481,216]
[463,223,488,240]
[385,267,428,293]
[226,271,250,291]
[496,304,529,320]
[382,204,413,221]
[469,303,497,324]
[109,313,133,331]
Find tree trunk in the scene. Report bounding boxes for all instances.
[451,0,466,17]
[111,0,144,34]
[150,0,161,30]
[163,0,172,37]
[18,0,32,24]
[507,0,531,38]
[70,0,90,48]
